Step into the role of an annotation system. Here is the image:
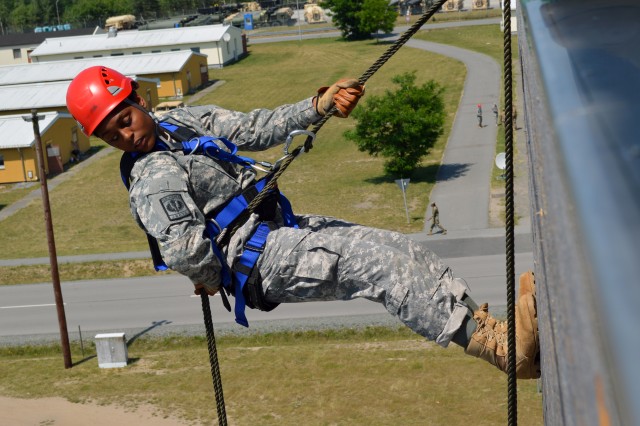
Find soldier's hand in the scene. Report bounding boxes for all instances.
[315,79,364,118]
[194,283,219,297]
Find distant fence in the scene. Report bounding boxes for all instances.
[518,1,640,425]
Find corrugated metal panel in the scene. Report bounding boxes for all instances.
[0,81,70,111]
[0,50,203,86]
[31,24,230,57]
[0,112,62,149]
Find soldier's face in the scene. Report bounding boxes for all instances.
[95,95,156,153]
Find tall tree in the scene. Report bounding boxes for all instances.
[64,0,132,27]
[10,0,38,31]
[356,0,396,37]
[324,0,396,40]
[345,72,446,177]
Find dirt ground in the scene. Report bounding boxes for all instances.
[0,396,191,426]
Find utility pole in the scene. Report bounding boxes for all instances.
[22,110,72,369]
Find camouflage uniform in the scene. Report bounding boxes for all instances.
[127,98,470,347]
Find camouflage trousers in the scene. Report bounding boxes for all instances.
[257,215,471,347]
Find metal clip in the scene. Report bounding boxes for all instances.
[283,129,316,156]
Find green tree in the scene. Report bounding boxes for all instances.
[356,0,396,37]
[324,0,397,40]
[10,0,37,31]
[345,72,446,177]
[64,0,132,27]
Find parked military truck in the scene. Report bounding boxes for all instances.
[105,15,137,30]
[304,3,326,24]
[225,6,295,28]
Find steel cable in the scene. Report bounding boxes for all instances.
[502,1,518,424]
[218,0,449,245]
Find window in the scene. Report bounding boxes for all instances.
[0,153,4,169]
[190,47,200,53]
[132,51,142,55]
[110,52,124,56]
[93,55,103,58]
[13,49,22,59]
[171,48,180,51]
[74,56,84,59]
[151,50,161,53]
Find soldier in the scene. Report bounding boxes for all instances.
[65,66,540,379]
[427,202,447,235]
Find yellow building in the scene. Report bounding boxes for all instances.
[0,112,90,184]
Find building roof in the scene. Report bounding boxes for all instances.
[0,28,100,49]
[0,76,154,112]
[30,24,235,58]
[0,81,69,112]
[0,50,207,86]
[0,111,67,149]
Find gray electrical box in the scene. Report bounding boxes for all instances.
[95,332,128,368]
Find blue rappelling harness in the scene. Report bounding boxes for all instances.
[120,119,314,327]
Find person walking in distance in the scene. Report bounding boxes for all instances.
[427,202,447,235]
[477,104,483,127]
[492,103,499,125]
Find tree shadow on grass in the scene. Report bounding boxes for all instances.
[363,162,472,185]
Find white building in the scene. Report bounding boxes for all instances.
[0,50,209,98]
[0,28,99,66]
[29,24,245,68]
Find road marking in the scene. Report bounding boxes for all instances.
[0,303,64,309]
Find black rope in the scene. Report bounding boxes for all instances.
[218,0,450,246]
[201,292,228,425]
[205,2,451,422]
[503,1,518,425]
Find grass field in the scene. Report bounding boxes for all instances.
[0,24,506,283]
[0,24,541,426]
[0,327,542,425]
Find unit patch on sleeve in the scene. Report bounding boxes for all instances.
[160,194,191,221]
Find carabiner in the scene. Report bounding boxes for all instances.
[283,129,316,156]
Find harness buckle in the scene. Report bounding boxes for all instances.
[207,218,222,235]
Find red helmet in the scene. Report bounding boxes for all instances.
[66,66,137,136]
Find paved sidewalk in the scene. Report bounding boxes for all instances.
[408,39,502,232]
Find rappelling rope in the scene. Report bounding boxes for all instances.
[502,0,518,425]
[217,0,450,246]
[200,291,227,426]
[202,1,454,424]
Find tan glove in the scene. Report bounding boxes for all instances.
[315,78,365,118]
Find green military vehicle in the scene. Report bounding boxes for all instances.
[225,7,295,28]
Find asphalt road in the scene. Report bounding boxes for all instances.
[0,17,533,346]
[0,250,533,345]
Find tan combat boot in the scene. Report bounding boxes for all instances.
[464,271,540,379]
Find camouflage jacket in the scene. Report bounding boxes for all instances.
[127,98,321,290]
